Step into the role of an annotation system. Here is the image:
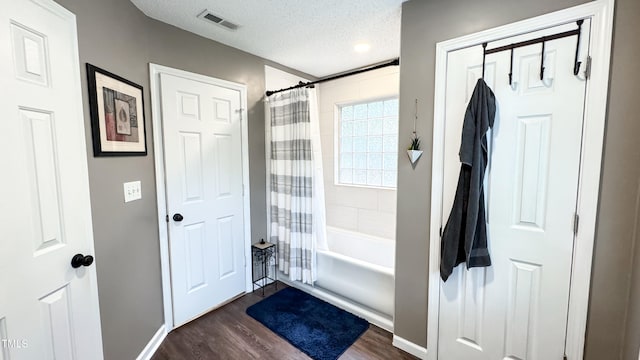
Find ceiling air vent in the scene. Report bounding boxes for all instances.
[198,10,239,31]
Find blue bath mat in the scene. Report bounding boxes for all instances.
[246,287,369,360]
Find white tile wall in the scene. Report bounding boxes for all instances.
[326,185,379,210]
[319,110,334,136]
[319,67,399,241]
[357,208,396,240]
[326,205,359,231]
[378,190,397,214]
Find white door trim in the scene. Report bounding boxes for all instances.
[135,325,167,360]
[149,64,252,331]
[427,1,614,359]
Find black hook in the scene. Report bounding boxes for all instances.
[508,47,514,85]
[482,42,487,79]
[540,38,546,81]
[573,19,584,75]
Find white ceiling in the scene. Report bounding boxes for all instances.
[129,0,405,78]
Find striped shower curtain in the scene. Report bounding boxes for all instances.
[269,88,315,284]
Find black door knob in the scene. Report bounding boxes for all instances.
[71,254,94,268]
[173,213,184,222]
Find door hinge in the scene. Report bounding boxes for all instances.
[439,226,443,237]
[584,56,592,79]
[573,213,580,235]
[165,214,169,223]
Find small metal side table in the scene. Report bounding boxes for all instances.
[251,241,277,296]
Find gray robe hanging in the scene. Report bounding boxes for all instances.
[440,78,496,282]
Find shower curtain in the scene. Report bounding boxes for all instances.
[268,87,326,285]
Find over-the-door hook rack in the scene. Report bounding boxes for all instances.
[481,20,584,85]
[508,48,514,85]
[482,42,487,78]
[540,38,546,80]
[573,19,584,75]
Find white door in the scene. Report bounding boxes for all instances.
[160,73,247,326]
[0,0,104,359]
[439,21,590,360]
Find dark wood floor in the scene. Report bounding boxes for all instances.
[152,282,418,360]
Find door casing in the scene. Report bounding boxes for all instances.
[149,64,252,331]
[425,1,614,359]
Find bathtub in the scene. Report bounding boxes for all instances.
[279,226,395,331]
[316,227,395,315]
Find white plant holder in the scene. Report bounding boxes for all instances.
[407,149,423,164]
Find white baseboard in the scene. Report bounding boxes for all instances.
[392,335,427,359]
[136,325,167,360]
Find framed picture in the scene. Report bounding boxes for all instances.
[86,64,147,156]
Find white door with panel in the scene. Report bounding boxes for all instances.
[0,0,104,359]
[438,22,590,360]
[160,73,246,326]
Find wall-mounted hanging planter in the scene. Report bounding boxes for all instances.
[407,149,423,164]
[407,99,423,166]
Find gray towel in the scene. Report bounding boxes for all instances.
[440,78,496,282]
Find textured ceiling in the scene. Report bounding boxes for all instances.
[129,0,405,77]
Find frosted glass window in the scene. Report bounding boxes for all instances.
[342,106,354,121]
[353,137,367,153]
[383,118,398,134]
[337,98,398,188]
[383,135,398,152]
[354,153,367,169]
[367,136,382,152]
[354,121,368,136]
[383,153,397,171]
[340,169,353,183]
[367,153,382,170]
[383,170,397,188]
[369,119,383,135]
[353,170,367,185]
[384,99,399,117]
[340,153,353,168]
[354,104,368,119]
[341,121,353,136]
[341,137,353,153]
[368,101,383,118]
[367,170,382,186]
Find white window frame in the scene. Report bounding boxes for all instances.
[333,96,399,190]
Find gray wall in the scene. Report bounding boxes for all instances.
[589,3,640,357]
[395,0,640,359]
[55,2,162,360]
[56,0,310,359]
[623,180,640,360]
[617,0,640,358]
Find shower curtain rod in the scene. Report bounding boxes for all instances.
[265,58,400,97]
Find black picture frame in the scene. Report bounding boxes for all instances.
[86,63,147,156]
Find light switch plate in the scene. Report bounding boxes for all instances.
[123,181,142,202]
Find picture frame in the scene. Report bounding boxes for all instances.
[86,63,147,156]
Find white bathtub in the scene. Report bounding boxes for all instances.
[279,227,396,330]
[315,227,395,318]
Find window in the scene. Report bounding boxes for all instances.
[337,98,398,188]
